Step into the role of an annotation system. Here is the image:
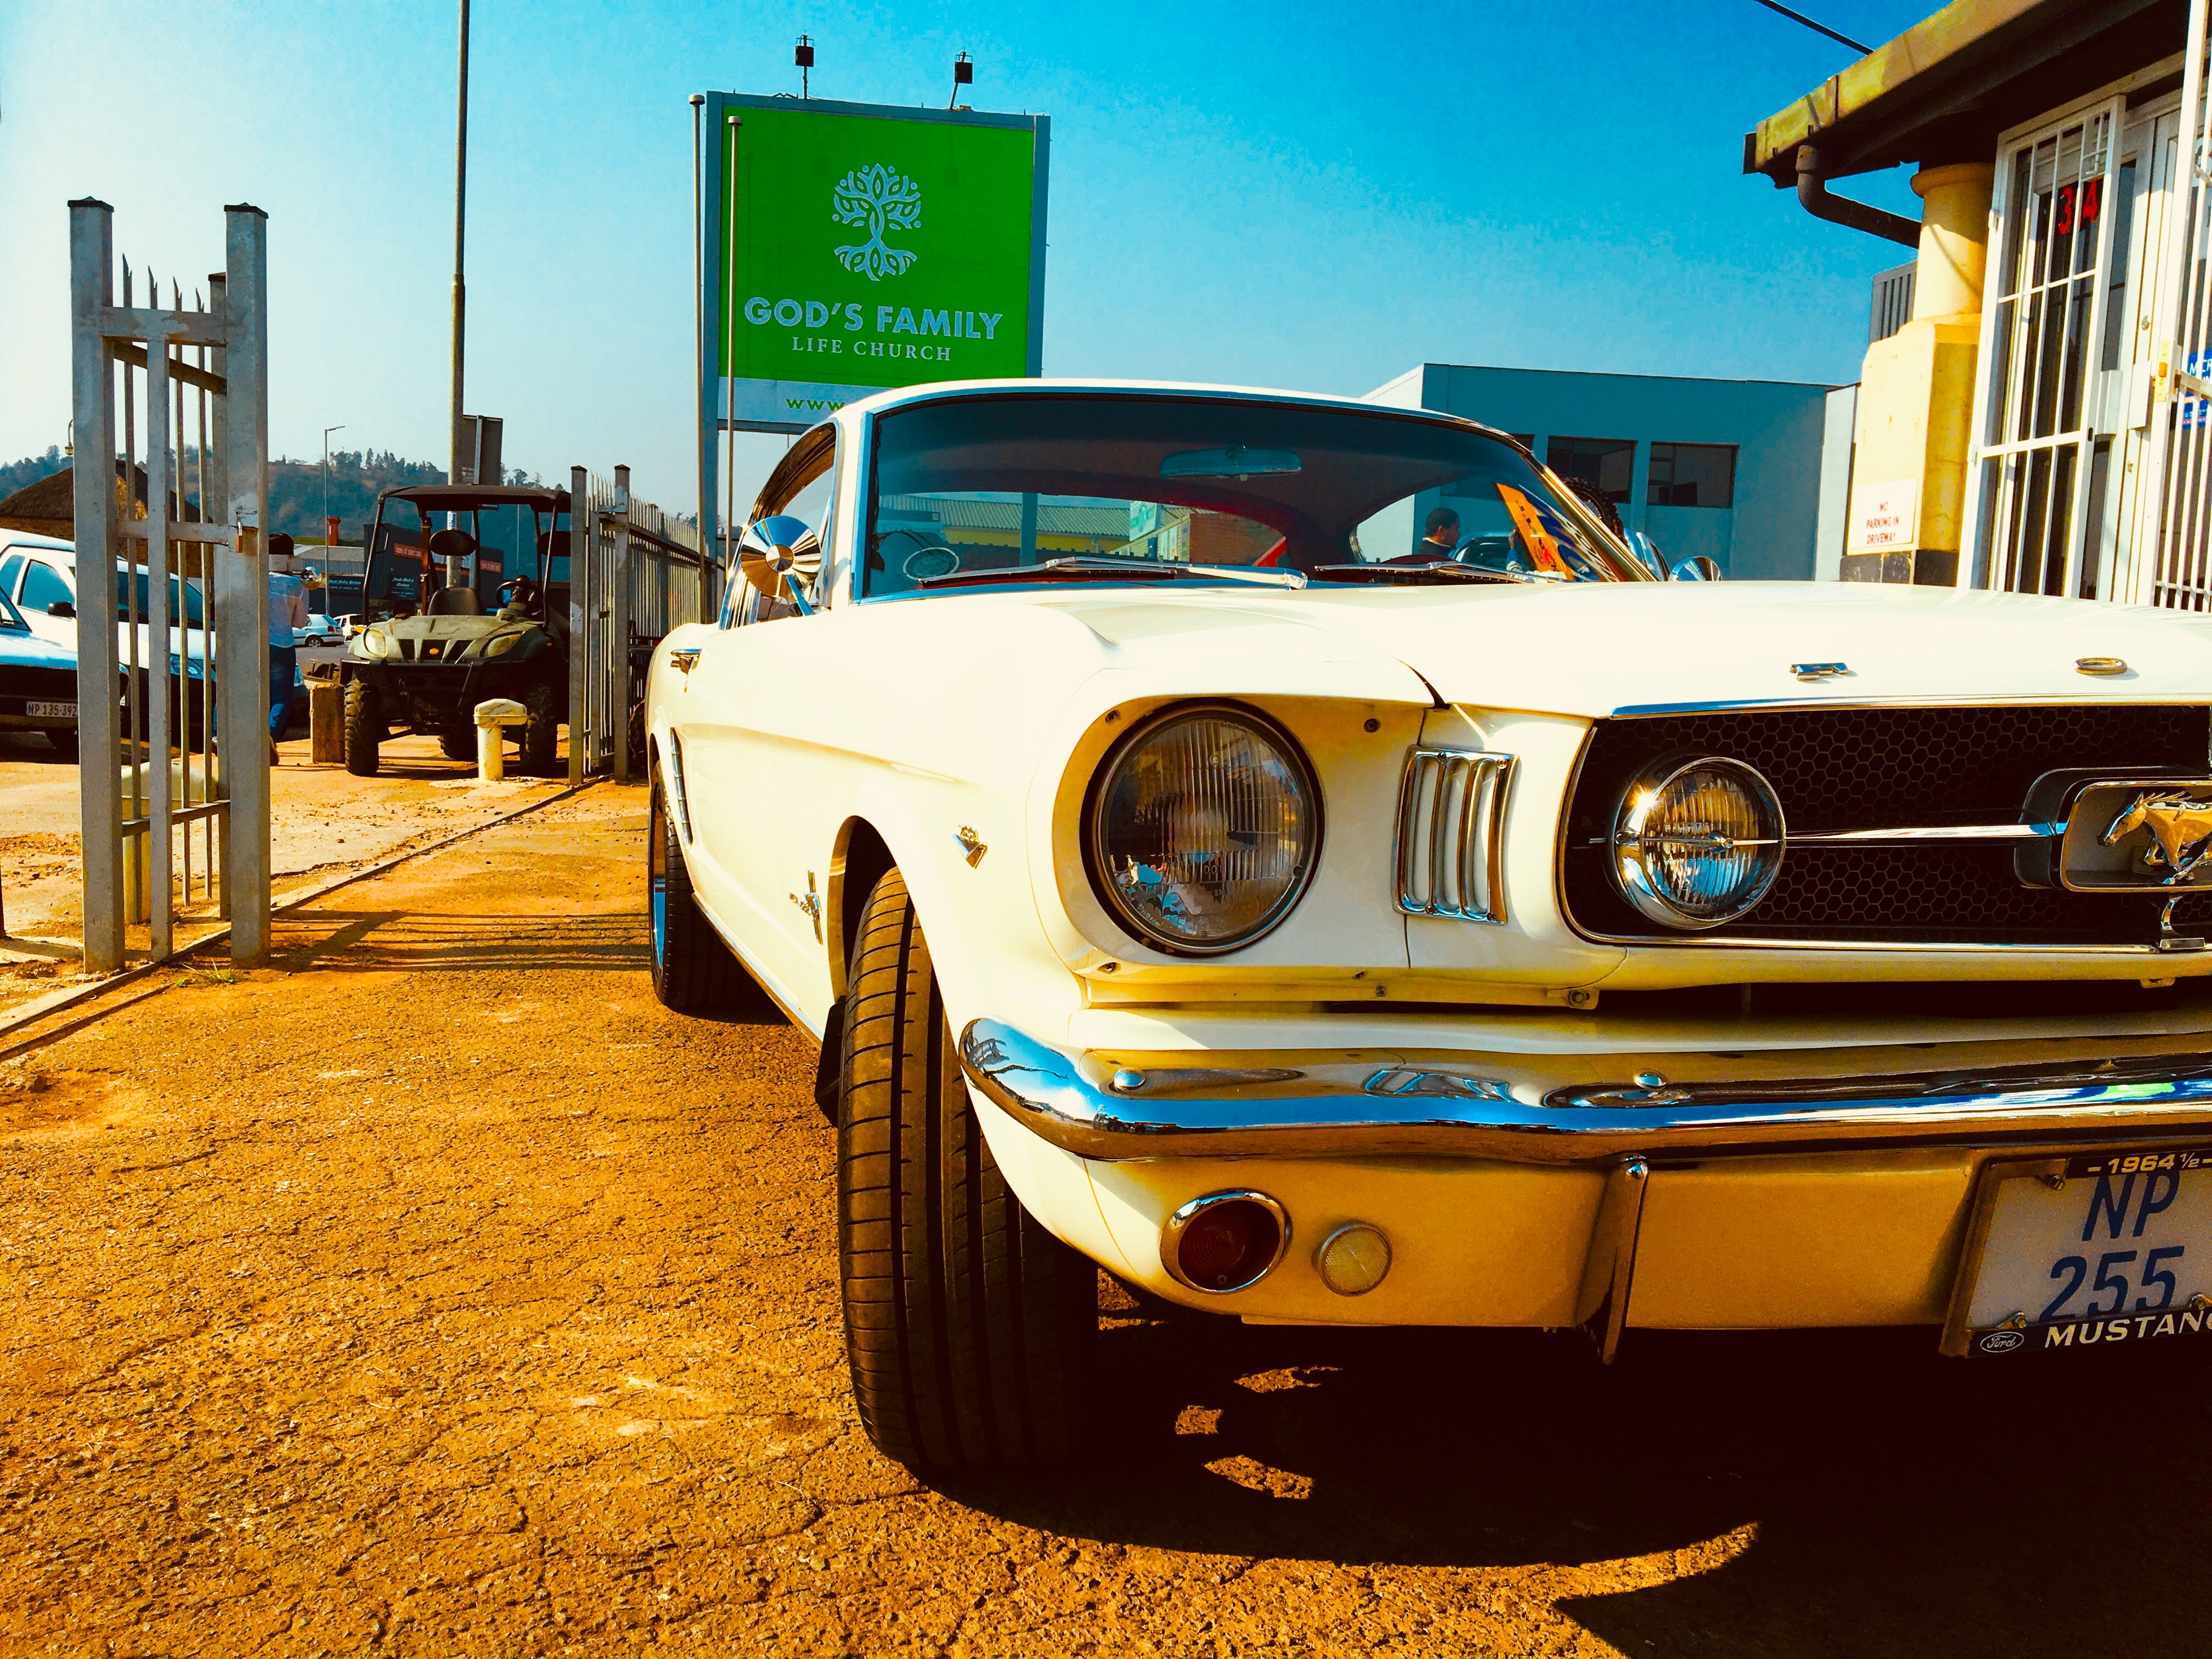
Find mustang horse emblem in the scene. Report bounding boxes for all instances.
[2102,792,2212,883]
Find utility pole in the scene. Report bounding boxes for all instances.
[450,0,471,486]
[323,424,345,529]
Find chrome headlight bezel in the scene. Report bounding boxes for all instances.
[1081,700,1324,958]
[1610,753,1786,930]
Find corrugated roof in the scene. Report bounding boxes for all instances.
[1743,0,2183,184]
[0,462,148,540]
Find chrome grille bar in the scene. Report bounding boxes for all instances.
[1396,748,1515,923]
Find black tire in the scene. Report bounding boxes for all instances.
[44,729,79,761]
[648,761,749,1012]
[522,680,560,776]
[838,868,1096,1469]
[343,680,383,776]
[438,728,476,763]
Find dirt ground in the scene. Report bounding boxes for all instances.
[0,726,568,1017]
[2,783,2209,1658]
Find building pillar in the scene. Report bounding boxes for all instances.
[1842,161,1994,585]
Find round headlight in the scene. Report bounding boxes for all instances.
[357,628,392,659]
[1611,755,1785,929]
[1086,704,1321,955]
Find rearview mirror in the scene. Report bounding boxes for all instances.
[48,600,76,618]
[1670,555,1723,582]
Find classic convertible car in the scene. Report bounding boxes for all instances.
[646,380,2212,1470]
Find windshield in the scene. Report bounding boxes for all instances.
[365,498,557,619]
[860,394,1645,599]
[0,586,25,631]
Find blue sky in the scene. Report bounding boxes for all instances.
[0,1,1929,516]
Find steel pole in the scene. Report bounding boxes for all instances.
[692,93,706,571]
[450,0,470,484]
[219,204,272,966]
[69,199,123,972]
[323,424,344,529]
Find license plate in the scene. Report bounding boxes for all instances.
[25,701,76,719]
[1945,1146,2212,1357]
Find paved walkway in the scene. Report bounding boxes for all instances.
[1,785,2205,1656]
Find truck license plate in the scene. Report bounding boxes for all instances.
[25,701,76,719]
[1948,1147,2212,1357]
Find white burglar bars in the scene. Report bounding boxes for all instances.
[1966,100,2127,598]
[2144,0,2212,610]
[1396,749,1515,925]
[68,199,271,972]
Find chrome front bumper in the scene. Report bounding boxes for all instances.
[957,1018,2212,1166]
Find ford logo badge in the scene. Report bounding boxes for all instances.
[1978,1328,2026,1354]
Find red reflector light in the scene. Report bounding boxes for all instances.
[1166,1193,1288,1294]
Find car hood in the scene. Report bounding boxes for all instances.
[1056,580,2212,717]
[387,614,533,641]
[0,628,77,670]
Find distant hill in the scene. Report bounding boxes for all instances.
[0,445,697,543]
[270,450,449,543]
[0,447,68,502]
[0,445,550,545]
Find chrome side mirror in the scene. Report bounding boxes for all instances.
[736,514,822,614]
[1670,555,1723,582]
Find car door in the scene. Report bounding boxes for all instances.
[16,557,76,651]
[676,430,839,1010]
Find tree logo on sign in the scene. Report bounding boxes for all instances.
[832,164,922,280]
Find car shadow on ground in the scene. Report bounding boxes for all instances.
[269,909,791,1028]
[938,1307,2210,1656]
[274,908,652,975]
[0,732,74,764]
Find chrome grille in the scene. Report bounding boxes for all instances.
[1396,749,1514,923]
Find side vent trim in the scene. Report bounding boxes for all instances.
[1395,749,1515,924]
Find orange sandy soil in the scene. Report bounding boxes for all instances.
[1,783,2208,1657]
[0,726,566,1018]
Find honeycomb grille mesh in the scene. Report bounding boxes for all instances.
[1562,704,2212,946]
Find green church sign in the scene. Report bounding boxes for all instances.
[701,94,1050,433]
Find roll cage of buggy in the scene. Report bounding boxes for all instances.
[340,483,571,776]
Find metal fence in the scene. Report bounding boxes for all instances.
[69,199,270,970]
[566,465,711,785]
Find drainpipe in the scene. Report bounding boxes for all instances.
[1796,145,1919,246]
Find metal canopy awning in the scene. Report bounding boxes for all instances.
[1743,0,2186,186]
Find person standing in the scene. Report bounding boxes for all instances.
[1384,506,1462,566]
[266,533,311,754]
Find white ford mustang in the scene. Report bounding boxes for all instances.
[646,380,2212,1471]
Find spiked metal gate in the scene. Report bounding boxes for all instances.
[69,199,270,970]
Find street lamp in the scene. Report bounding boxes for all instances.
[323,424,346,535]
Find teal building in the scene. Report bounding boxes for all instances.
[1366,364,1843,580]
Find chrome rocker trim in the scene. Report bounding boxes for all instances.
[957,1017,2212,1165]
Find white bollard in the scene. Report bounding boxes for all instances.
[472,698,528,782]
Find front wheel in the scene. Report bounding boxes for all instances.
[521,680,560,776]
[838,868,1096,1469]
[343,680,383,776]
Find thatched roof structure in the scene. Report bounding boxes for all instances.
[0,461,149,541]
